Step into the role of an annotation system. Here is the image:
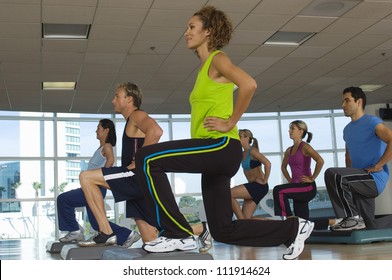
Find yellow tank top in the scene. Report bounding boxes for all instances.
[189,50,239,140]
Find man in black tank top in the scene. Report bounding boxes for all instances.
[78,82,163,247]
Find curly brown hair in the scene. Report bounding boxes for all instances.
[193,6,233,51]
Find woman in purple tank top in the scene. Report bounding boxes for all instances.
[273,120,324,219]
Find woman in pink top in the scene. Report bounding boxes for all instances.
[273,120,324,219]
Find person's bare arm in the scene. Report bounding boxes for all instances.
[281,149,291,183]
[134,111,163,147]
[126,111,163,170]
[203,52,256,132]
[102,143,115,167]
[345,144,351,167]
[251,148,271,183]
[302,143,324,183]
[366,123,392,172]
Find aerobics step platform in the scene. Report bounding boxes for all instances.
[101,247,214,260]
[46,241,76,253]
[60,244,118,260]
[307,228,392,244]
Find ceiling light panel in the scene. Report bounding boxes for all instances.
[264,31,316,46]
[42,82,76,90]
[42,23,90,39]
[359,84,385,92]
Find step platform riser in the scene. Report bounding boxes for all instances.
[59,244,213,260]
[307,228,392,244]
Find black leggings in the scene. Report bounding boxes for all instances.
[136,137,298,247]
[273,182,317,219]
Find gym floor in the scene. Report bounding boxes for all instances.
[1,237,392,260]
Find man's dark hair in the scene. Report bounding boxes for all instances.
[343,86,366,109]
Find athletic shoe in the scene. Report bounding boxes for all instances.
[282,218,314,260]
[59,230,84,243]
[330,217,364,231]
[356,217,366,230]
[198,222,213,253]
[121,231,141,248]
[143,236,197,253]
[77,231,117,247]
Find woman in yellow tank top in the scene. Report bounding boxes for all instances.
[136,5,314,260]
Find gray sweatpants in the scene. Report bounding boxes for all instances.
[325,167,392,229]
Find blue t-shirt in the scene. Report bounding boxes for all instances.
[344,114,389,193]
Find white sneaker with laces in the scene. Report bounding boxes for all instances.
[356,217,366,230]
[121,231,141,248]
[59,230,84,243]
[198,222,213,253]
[143,236,197,253]
[282,218,314,260]
[77,231,116,247]
[330,216,366,231]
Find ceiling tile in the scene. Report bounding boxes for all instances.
[0,4,40,23]
[42,5,96,24]
[236,14,292,31]
[94,7,148,25]
[253,0,313,15]
[42,40,88,52]
[343,1,392,19]
[281,16,338,32]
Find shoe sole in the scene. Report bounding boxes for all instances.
[143,245,198,253]
[143,241,197,253]
[331,225,366,231]
[330,224,359,231]
[59,236,84,243]
[355,225,366,230]
[77,242,116,247]
[59,240,81,243]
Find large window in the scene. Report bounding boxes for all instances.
[0,110,347,240]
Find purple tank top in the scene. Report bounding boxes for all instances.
[288,142,311,183]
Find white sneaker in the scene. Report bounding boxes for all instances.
[331,216,366,231]
[356,217,366,230]
[143,236,197,253]
[282,218,314,260]
[77,231,116,247]
[198,222,213,253]
[59,230,84,243]
[121,231,141,248]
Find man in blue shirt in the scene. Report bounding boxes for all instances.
[325,86,392,231]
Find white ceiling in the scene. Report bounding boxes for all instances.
[0,0,391,114]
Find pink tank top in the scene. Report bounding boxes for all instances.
[288,142,311,183]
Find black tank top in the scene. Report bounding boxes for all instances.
[121,118,144,166]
